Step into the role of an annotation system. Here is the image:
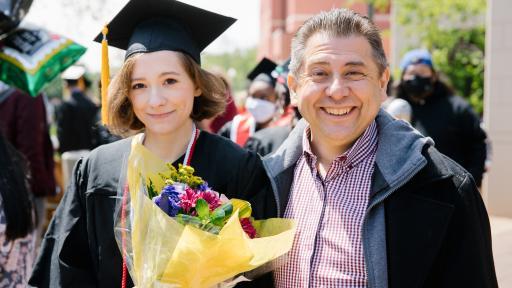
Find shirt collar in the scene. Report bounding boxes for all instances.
[302,120,378,170]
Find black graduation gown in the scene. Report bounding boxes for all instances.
[55,90,99,154]
[29,132,275,288]
[244,125,292,156]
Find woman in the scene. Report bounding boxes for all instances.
[396,48,487,187]
[0,134,36,287]
[29,0,274,287]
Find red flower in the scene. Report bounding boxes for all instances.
[240,218,257,239]
[199,190,222,210]
[179,187,199,213]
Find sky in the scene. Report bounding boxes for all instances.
[23,0,261,71]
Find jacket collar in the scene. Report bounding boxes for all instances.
[370,109,434,195]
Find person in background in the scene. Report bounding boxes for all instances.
[218,57,279,146]
[0,133,36,288]
[0,83,56,247]
[56,65,99,154]
[244,59,301,156]
[396,49,487,187]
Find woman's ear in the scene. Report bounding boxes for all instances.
[194,87,201,97]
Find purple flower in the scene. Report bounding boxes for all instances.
[153,184,182,217]
[197,182,210,192]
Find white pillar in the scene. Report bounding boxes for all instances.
[483,0,512,217]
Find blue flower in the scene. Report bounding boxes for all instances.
[153,184,182,217]
[197,182,210,192]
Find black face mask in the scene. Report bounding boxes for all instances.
[402,75,433,100]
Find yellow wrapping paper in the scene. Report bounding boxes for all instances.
[124,135,296,287]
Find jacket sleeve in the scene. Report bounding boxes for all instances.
[29,158,96,288]
[459,105,487,187]
[228,151,275,221]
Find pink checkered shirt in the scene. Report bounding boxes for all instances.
[274,121,378,288]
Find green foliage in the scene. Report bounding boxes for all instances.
[349,0,390,12]
[202,47,258,92]
[175,214,221,234]
[175,201,234,234]
[147,178,158,199]
[396,0,486,114]
[195,199,211,219]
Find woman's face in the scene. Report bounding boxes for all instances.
[129,50,201,137]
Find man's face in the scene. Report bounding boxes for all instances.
[289,33,389,149]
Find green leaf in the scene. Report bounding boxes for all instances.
[195,199,210,219]
[175,214,221,234]
[147,178,158,199]
[175,214,202,226]
[219,202,233,218]
[210,202,233,226]
[210,207,226,226]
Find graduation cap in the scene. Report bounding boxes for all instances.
[247,57,277,87]
[93,0,236,124]
[94,0,235,63]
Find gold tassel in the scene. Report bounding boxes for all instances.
[101,25,110,125]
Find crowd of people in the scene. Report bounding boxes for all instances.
[0,0,496,287]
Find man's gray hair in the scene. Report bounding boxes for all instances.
[289,8,388,77]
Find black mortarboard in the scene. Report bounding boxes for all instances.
[247,57,277,87]
[93,0,236,64]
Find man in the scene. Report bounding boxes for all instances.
[56,65,99,153]
[396,49,487,187]
[257,8,497,288]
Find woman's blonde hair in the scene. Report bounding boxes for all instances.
[107,52,227,136]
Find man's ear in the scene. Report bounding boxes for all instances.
[379,67,391,102]
[288,73,298,106]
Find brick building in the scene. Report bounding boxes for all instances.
[258,0,391,63]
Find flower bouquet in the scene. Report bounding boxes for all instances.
[115,136,296,288]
